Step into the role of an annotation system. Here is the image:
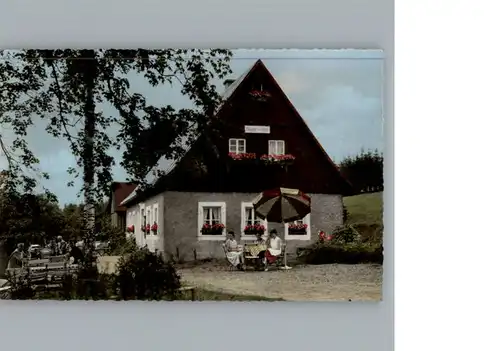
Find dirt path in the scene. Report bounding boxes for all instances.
[179,264,382,301]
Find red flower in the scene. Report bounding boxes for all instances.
[145,224,151,233]
[289,223,308,230]
[260,154,296,163]
[249,90,271,98]
[244,224,266,234]
[228,152,256,160]
[151,222,158,232]
[200,223,226,234]
[326,235,333,241]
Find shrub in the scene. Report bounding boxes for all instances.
[297,242,383,265]
[115,249,181,300]
[342,204,349,223]
[107,236,138,256]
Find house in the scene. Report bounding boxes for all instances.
[118,59,352,260]
[107,182,137,233]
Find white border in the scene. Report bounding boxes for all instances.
[197,201,227,241]
[240,201,268,240]
[0,0,396,350]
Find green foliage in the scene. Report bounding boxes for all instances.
[115,250,181,300]
[331,225,361,244]
[0,49,233,197]
[340,149,384,195]
[342,204,349,223]
[297,242,383,265]
[1,49,233,267]
[0,190,65,252]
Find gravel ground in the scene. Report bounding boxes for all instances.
[178,263,383,301]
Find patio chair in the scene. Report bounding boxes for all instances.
[221,243,237,271]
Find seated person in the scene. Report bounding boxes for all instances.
[263,229,283,271]
[224,231,244,270]
[7,243,25,269]
[255,233,268,263]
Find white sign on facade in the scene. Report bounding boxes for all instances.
[244,125,270,134]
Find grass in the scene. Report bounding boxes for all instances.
[342,192,383,244]
[343,191,383,225]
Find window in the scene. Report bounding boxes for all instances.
[268,140,285,155]
[153,203,159,235]
[284,214,311,240]
[241,202,268,239]
[197,202,227,240]
[229,138,246,154]
[141,208,146,227]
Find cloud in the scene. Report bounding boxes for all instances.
[0,49,384,204]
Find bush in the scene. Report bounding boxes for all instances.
[115,249,181,300]
[107,236,138,256]
[297,242,383,265]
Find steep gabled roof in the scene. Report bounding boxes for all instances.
[120,65,255,206]
[256,61,347,182]
[109,182,137,212]
[121,59,352,205]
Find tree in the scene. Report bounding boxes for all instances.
[0,49,233,268]
[0,189,64,253]
[340,149,384,194]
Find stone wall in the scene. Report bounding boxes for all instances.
[160,191,344,261]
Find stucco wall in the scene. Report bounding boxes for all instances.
[125,193,164,253]
[160,191,344,261]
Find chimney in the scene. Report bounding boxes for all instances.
[223,79,235,88]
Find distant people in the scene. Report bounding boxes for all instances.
[55,236,68,255]
[263,229,282,271]
[48,238,57,256]
[7,243,25,269]
[224,231,244,270]
[68,241,84,264]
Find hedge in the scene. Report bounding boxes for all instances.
[297,242,383,265]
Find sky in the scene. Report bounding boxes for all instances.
[0,49,384,205]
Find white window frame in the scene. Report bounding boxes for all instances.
[197,201,227,241]
[268,140,285,155]
[140,204,146,227]
[284,214,311,240]
[152,203,159,236]
[146,205,152,235]
[229,138,246,154]
[240,202,268,240]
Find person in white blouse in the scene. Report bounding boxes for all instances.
[224,231,244,270]
[263,229,282,271]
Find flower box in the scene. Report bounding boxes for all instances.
[200,223,225,235]
[288,223,308,235]
[243,224,266,235]
[249,90,271,102]
[228,152,257,161]
[260,154,295,166]
[151,222,158,234]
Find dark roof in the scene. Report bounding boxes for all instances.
[120,59,353,206]
[109,182,137,212]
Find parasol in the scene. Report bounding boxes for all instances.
[252,188,311,269]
